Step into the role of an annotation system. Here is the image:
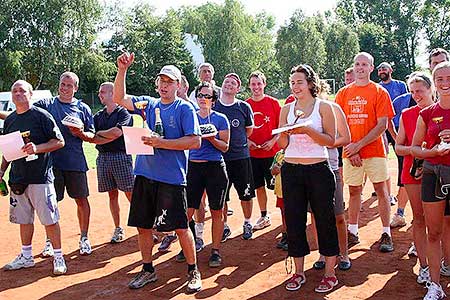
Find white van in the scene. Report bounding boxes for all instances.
[0,90,52,133]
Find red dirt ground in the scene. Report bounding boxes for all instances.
[0,158,448,300]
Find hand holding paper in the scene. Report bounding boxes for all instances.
[122,126,154,155]
[0,131,27,162]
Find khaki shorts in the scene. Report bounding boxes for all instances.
[9,184,60,226]
[343,157,389,186]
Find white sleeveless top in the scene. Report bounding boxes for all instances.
[285,99,329,159]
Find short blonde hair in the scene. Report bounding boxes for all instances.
[60,71,79,88]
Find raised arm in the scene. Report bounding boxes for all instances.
[113,52,135,111]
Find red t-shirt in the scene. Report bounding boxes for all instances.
[336,81,395,159]
[400,105,422,184]
[420,102,450,166]
[246,95,281,158]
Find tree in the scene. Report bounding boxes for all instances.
[421,0,450,50]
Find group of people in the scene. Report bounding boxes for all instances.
[1,47,450,300]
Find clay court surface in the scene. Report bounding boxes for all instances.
[0,158,448,300]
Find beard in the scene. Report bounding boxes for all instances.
[379,73,389,82]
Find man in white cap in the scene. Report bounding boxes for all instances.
[113,52,202,293]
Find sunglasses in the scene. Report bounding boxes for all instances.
[197,93,213,99]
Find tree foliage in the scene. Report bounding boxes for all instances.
[421,0,450,51]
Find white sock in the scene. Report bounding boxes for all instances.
[22,245,32,258]
[53,248,63,258]
[382,227,391,236]
[244,218,251,225]
[195,222,204,240]
[348,224,359,236]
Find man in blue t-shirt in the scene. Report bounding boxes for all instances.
[113,52,202,293]
[91,82,134,244]
[213,73,256,241]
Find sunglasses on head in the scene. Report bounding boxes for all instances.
[197,93,213,99]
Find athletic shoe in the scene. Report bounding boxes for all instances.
[110,227,125,244]
[208,252,222,268]
[390,213,406,228]
[42,239,54,257]
[221,225,231,242]
[417,265,431,284]
[379,233,394,252]
[227,208,234,216]
[176,250,186,263]
[186,269,202,293]
[440,260,450,277]
[195,238,205,253]
[128,269,158,289]
[79,237,92,256]
[53,256,67,275]
[242,223,253,240]
[347,231,360,247]
[423,281,446,300]
[158,234,178,252]
[276,232,288,251]
[253,216,271,231]
[3,254,35,270]
[408,243,418,257]
[390,195,398,206]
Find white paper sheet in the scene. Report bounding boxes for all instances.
[122,126,154,155]
[0,131,27,162]
[271,120,313,135]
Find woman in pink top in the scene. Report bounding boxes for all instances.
[411,62,450,300]
[395,72,434,286]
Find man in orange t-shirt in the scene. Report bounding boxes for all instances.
[336,52,395,253]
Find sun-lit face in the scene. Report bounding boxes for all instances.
[409,81,433,108]
[344,72,355,85]
[249,76,266,98]
[290,72,312,99]
[157,75,180,100]
[434,67,450,98]
[430,53,448,71]
[199,66,214,82]
[58,76,78,101]
[221,77,240,96]
[377,66,392,82]
[197,86,214,110]
[11,82,32,108]
[353,54,374,80]
[98,85,113,105]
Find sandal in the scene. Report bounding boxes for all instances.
[315,276,338,293]
[285,273,306,291]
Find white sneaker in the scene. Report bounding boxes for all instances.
[79,237,92,255]
[110,227,125,243]
[440,260,450,276]
[390,195,398,206]
[3,254,35,270]
[417,265,431,284]
[42,239,54,257]
[53,256,67,275]
[253,216,271,231]
[408,243,417,257]
[424,281,446,300]
[390,213,406,228]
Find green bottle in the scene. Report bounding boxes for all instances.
[0,179,8,196]
[154,107,164,138]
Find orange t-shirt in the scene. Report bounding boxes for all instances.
[335,81,394,159]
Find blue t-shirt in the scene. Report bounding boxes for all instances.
[4,107,63,184]
[34,97,94,172]
[189,111,230,161]
[379,79,408,102]
[94,105,133,153]
[131,96,201,186]
[392,93,416,129]
[213,99,254,161]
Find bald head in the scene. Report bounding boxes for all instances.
[98,82,114,105]
[11,80,33,93]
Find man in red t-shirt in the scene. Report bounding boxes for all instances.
[246,71,281,230]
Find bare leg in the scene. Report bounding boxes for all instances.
[175,228,196,265]
[210,209,224,249]
[137,227,154,263]
[20,224,34,246]
[324,255,337,277]
[442,217,450,265]
[124,191,132,202]
[373,181,390,228]
[75,197,90,234]
[108,189,120,228]
[335,214,348,261]
[256,186,268,213]
[241,199,253,220]
[396,187,408,210]
[423,201,445,283]
[45,223,62,250]
[348,185,363,226]
[405,184,427,267]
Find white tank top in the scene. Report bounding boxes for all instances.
[285,99,329,159]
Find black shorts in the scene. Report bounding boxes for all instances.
[421,162,450,217]
[224,158,255,201]
[187,161,228,210]
[396,155,404,187]
[128,175,188,231]
[251,157,275,190]
[53,168,89,201]
[337,147,343,168]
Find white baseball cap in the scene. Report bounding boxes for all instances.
[158,65,182,81]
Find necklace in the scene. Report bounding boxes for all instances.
[159,100,176,111]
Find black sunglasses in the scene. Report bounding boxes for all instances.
[197,93,213,99]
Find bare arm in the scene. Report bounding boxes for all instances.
[344,116,388,157]
[411,116,450,158]
[91,127,123,145]
[394,117,410,156]
[277,105,290,149]
[332,103,350,147]
[387,118,397,141]
[0,111,12,120]
[142,134,201,151]
[246,126,253,137]
[22,137,65,156]
[204,129,229,153]
[113,52,135,111]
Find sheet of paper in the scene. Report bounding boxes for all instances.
[271,120,313,135]
[122,126,154,155]
[0,131,27,162]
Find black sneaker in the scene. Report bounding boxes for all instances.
[176,250,186,263]
[221,225,231,243]
[186,269,202,293]
[208,252,222,268]
[276,233,288,249]
[379,233,394,252]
